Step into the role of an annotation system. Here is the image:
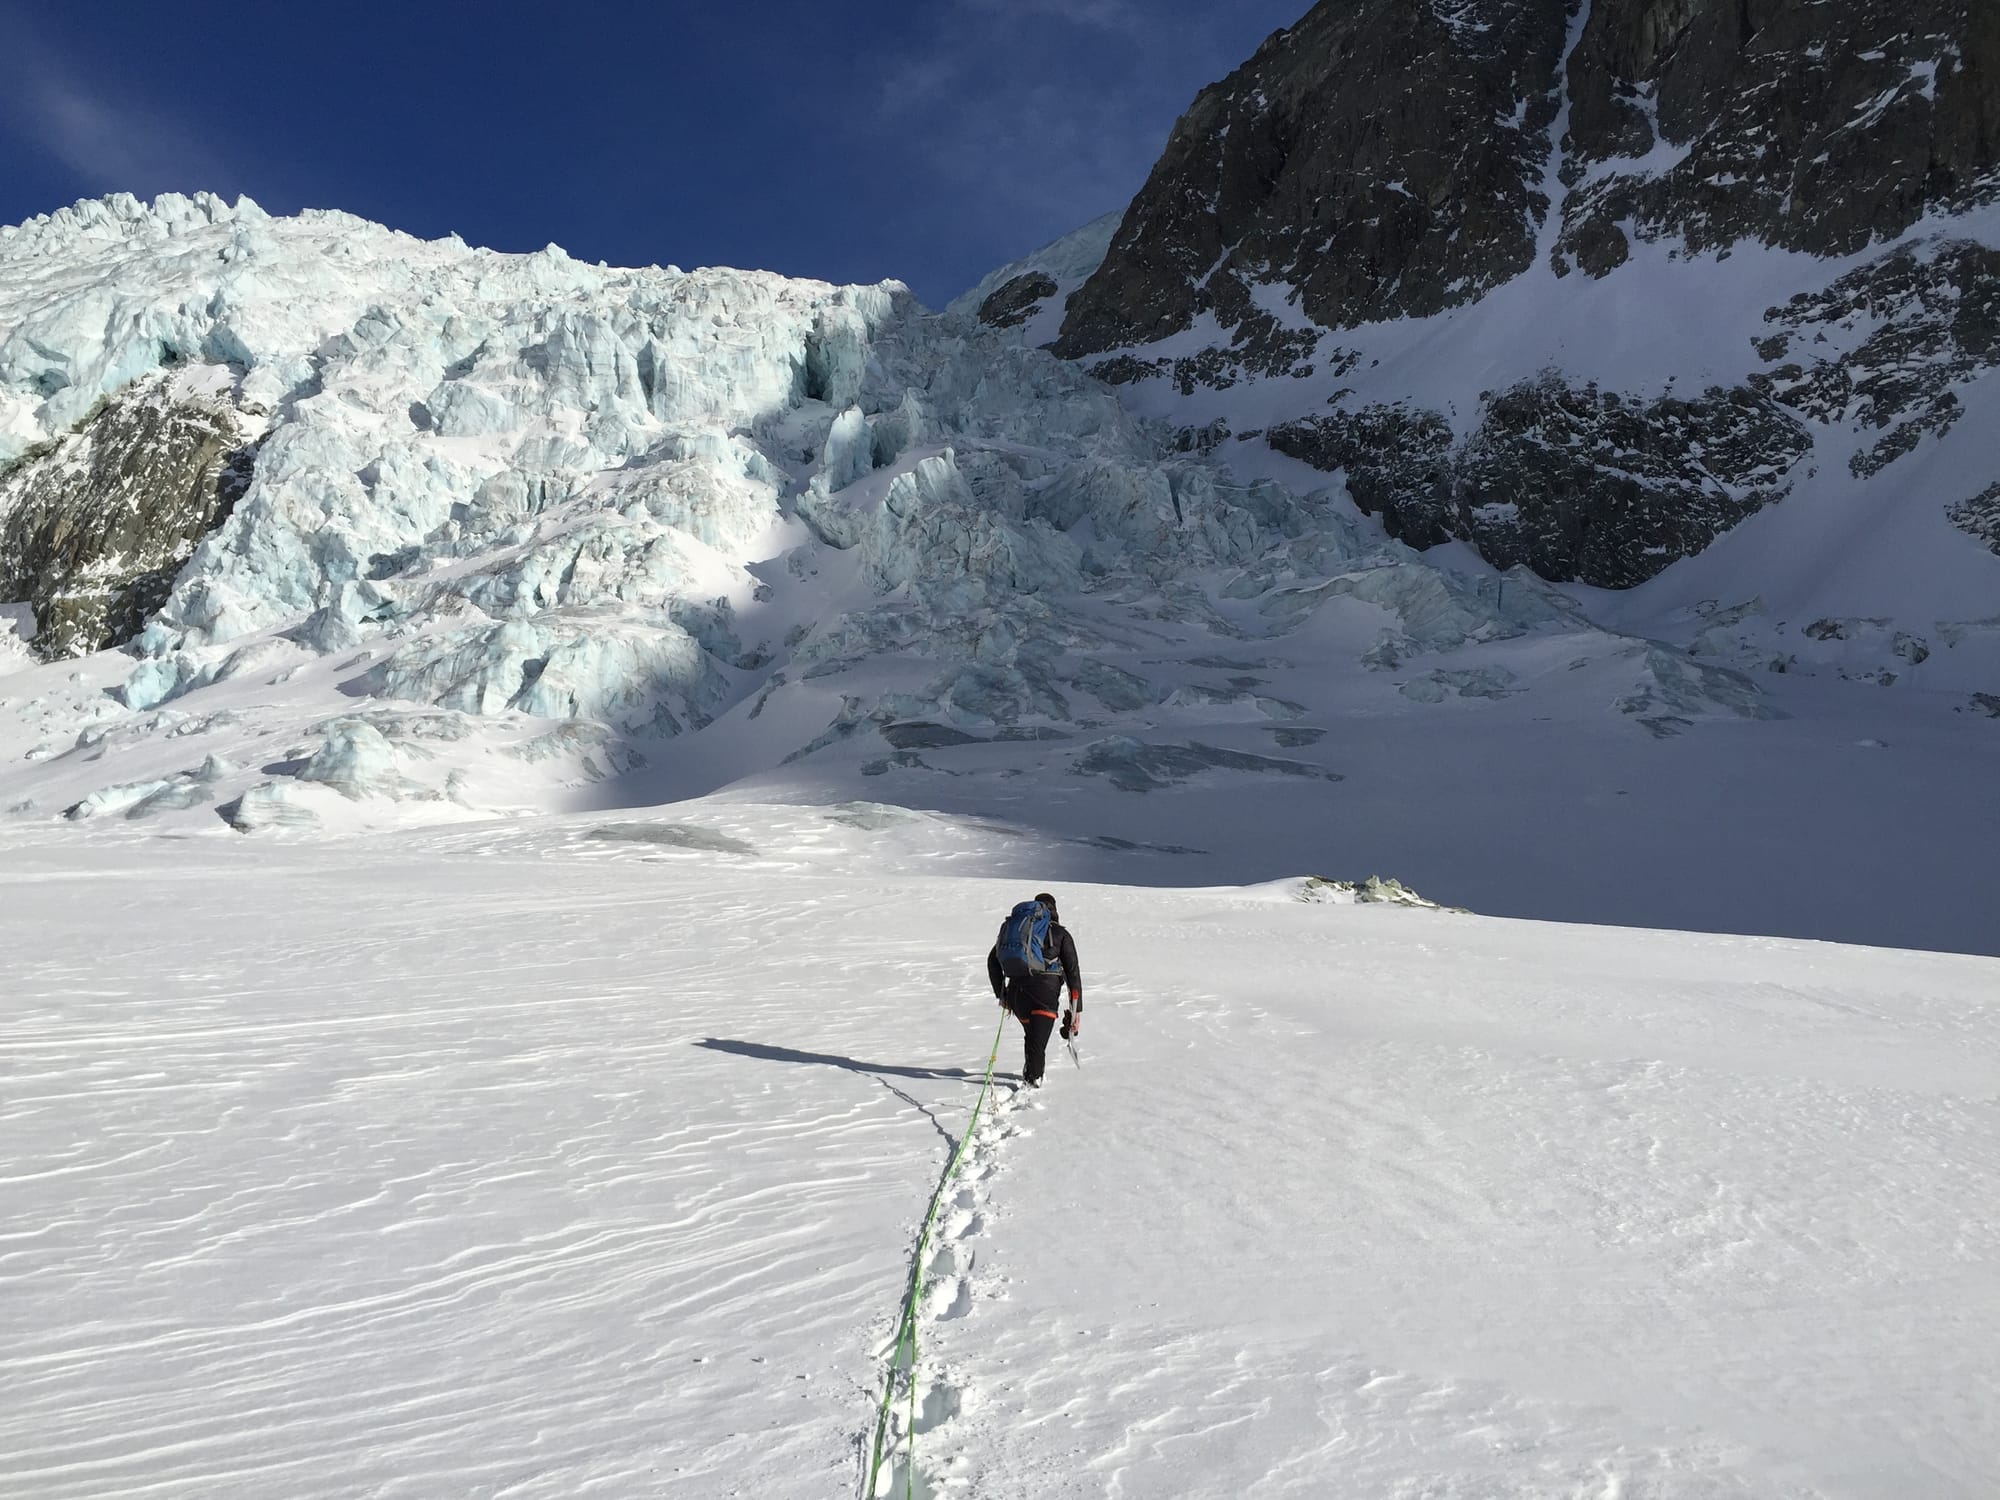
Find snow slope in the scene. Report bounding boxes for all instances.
[3,807,1996,1497]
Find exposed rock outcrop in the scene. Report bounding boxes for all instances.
[0,372,259,657]
[1949,479,2000,555]
[1063,0,1999,352]
[1270,377,1811,586]
[944,211,1121,340]
[1556,0,1999,275]
[1054,0,1575,355]
[975,273,1059,330]
[1752,240,2000,478]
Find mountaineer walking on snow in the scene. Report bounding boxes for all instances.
[987,892,1082,1089]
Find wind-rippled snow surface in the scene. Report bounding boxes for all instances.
[2,808,1996,1497]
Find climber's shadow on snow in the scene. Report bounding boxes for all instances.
[695,1037,982,1084]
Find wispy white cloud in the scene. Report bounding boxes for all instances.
[952,0,1142,31]
[863,0,1303,294]
[0,5,241,197]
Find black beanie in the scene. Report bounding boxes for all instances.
[1034,891,1058,918]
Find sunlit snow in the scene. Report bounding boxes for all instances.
[1,810,1995,1497]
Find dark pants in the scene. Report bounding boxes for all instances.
[1006,975,1063,1084]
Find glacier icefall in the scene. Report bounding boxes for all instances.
[0,194,1764,824]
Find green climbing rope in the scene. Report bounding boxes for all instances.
[863,1008,1009,1499]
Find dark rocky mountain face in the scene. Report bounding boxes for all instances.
[1255,234,2000,586]
[976,272,1060,330]
[1557,0,1998,275]
[1065,0,1997,351]
[0,375,257,658]
[1043,0,2000,590]
[1270,378,1809,586]
[1952,479,2000,556]
[1752,240,2000,477]
[1055,0,1575,358]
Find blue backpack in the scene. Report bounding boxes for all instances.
[996,900,1056,979]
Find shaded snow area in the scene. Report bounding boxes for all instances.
[0,601,34,673]
[1,194,1994,955]
[2,810,1996,1498]
[1092,204,2000,678]
[1041,145,2000,660]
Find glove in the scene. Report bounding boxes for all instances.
[1061,1008,1079,1039]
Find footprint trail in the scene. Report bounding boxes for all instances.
[865,1078,1031,1499]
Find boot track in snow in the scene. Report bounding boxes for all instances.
[861,1012,1038,1498]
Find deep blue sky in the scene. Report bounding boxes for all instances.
[0,0,1305,306]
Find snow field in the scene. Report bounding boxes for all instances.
[2,805,1997,1498]
[1,831,976,1497]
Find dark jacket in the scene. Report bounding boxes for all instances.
[987,921,1082,1004]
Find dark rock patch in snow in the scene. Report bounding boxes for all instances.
[1557,0,1998,272]
[990,725,1071,743]
[1947,479,2000,557]
[1062,0,1997,358]
[582,823,758,855]
[1034,0,1998,591]
[860,751,954,777]
[879,721,986,749]
[975,273,1059,331]
[1271,377,1809,587]
[1754,242,2000,479]
[1299,874,1461,910]
[1400,667,1522,703]
[1268,726,1326,748]
[0,372,260,657]
[1071,735,1342,793]
[1055,0,1571,353]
